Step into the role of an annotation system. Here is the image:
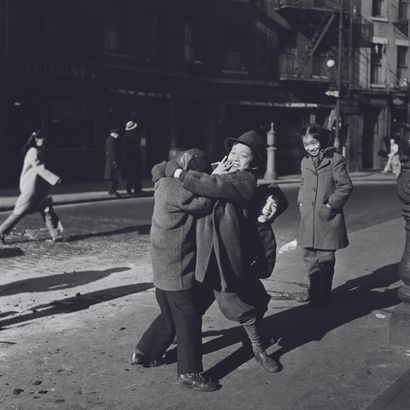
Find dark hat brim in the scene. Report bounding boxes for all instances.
[224,138,265,162]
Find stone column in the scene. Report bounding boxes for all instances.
[391,128,410,348]
[264,123,277,181]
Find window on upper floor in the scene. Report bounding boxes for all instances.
[398,1,409,20]
[255,22,276,73]
[397,46,408,85]
[104,27,120,51]
[223,24,248,72]
[370,43,385,84]
[372,0,384,17]
[149,10,168,62]
[184,20,205,64]
[398,46,408,68]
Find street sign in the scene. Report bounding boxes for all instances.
[325,90,340,97]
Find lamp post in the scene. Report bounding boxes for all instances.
[325,0,344,154]
[391,128,410,348]
[264,122,277,181]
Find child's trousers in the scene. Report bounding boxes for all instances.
[303,248,335,302]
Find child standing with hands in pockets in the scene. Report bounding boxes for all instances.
[297,124,353,307]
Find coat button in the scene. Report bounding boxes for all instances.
[313,187,316,192]
[312,202,315,205]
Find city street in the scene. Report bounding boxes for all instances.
[0,180,409,409]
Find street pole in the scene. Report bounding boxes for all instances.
[391,128,410,348]
[334,0,343,154]
[264,122,277,181]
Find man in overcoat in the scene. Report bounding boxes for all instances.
[121,121,142,194]
[104,128,121,196]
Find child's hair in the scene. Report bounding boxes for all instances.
[22,130,45,155]
[301,123,331,148]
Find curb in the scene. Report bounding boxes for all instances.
[0,190,155,212]
[0,176,397,212]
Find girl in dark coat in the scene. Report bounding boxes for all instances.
[165,130,281,373]
[297,124,353,306]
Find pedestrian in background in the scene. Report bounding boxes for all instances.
[297,124,353,307]
[382,137,401,177]
[121,121,142,194]
[104,128,121,197]
[0,130,64,244]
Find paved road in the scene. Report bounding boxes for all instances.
[1,180,408,410]
[1,180,400,247]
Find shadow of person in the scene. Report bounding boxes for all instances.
[0,282,154,329]
[199,263,401,380]
[0,247,24,259]
[0,267,131,296]
[6,224,152,244]
[66,224,151,242]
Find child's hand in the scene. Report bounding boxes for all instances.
[258,195,277,223]
[212,156,233,175]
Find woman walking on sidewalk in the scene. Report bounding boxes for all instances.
[297,124,353,306]
[0,130,64,244]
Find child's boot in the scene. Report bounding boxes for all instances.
[243,323,281,373]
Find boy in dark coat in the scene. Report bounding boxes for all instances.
[297,124,353,306]
[132,149,220,392]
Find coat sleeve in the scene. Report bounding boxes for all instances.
[174,194,213,216]
[26,148,60,186]
[182,170,256,205]
[165,181,213,216]
[327,154,353,210]
[297,160,304,205]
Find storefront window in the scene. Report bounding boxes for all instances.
[39,99,96,150]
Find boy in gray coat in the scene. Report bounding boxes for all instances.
[132,149,220,392]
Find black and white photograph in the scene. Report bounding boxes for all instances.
[0,0,410,409]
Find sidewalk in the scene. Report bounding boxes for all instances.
[0,195,409,408]
[0,171,398,211]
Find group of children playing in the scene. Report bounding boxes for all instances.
[131,124,353,392]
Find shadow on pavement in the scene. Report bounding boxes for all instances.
[1,224,151,244]
[0,247,24,258]
[0,282,154,329]
[0,267,130,296]
[66,224,151,242]
[200,263,400,380]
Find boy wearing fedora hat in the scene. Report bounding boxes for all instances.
[162,130,281,373]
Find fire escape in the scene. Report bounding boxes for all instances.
[272,0,372,91]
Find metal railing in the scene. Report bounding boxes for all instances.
[272,0,350,12]
[278,53,332,80]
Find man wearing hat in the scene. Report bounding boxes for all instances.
[104,128,121,196]
[121,120,142,194]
